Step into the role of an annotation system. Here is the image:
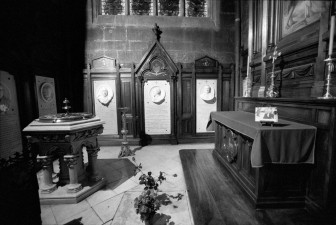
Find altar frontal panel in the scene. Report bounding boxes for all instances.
[144,80,171,135]
[196,79,217,133]
[93,80,118,135]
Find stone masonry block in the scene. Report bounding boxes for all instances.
[86,27,104,42]
[128,41,150,52]
[117,50,144,64]
[103,41,127,51]
[127,28,154,42]
[105,50,118,60]
[104,26,127,41]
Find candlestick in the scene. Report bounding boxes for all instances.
[318,57,336,99]
[266,46,281,98]
[118,107,134,158]
[329,15,335,56]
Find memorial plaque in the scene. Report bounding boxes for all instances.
[196,79,217,133]
[144,80,171,135]
[0,71,22,159]
[93,80,118,135]
[35,76,57,116]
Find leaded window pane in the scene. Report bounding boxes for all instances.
[186,0,208,17]
[158,0,179,16]
[101,0,125,15]
[131,0,153,15]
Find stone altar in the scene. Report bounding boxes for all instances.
[23,102,106,204]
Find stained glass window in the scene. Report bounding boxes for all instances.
[186,0,208,17]
[99,0,209,17]
[131,0,153,15]
[101,0,125,15]
[158,0,179,16]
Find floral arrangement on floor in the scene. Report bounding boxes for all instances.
[132,157,176,224]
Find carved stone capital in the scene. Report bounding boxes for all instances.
[64,154,79,168]
[37,155,53,169]
[86,147,100,157]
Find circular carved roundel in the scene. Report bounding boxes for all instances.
[150,58,165,73]
[40,82,55,103]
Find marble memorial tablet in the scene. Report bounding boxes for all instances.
[144,80,171,135]
[35,76,57,116]
[1,71,22,159]
[196,79,217,133]
[94,80,118,135]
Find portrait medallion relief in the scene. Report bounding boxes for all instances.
[149,86,166,104]
[96,85,114,106]
[200,84,215,102]
[0,82,11,113]
[40,82,55,103]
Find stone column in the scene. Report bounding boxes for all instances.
[36,155,57,193]
[58,153,70,184]
[64,154,82,193]
[86,146,101,182]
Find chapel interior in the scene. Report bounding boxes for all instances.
[1,0,336,225]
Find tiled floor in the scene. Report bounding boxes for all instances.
[40,143,214,225]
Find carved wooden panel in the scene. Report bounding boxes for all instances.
[195,56,218,69]
[221,127,238,163]
[120,76,134,135]
[92,56,116,69]
[181,78,192,135]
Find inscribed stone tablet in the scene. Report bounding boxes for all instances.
[0,71,22,159]
[196,79,217,133]
[144,80,171,135]
[93,80,118,135]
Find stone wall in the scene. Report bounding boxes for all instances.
[85,0,235,66]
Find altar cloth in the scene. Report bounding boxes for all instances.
[207,111,316,167]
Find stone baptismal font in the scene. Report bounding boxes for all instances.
[23,98,106,204]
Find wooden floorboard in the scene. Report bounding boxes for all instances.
[179,149,333,225]
[180,150,225,225]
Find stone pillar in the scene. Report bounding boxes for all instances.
[64,154,82,193]
[86,146,101,182]
[58,153,70,184]
[36,155,57,193]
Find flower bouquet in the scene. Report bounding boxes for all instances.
[132,158,167,224]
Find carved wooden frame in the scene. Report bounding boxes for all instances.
[135,40,178,144]
[273,0,329,54]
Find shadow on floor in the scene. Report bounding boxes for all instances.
[132,146,143,154]
[96,158,137,189]
[151,213,174,225]
[63,217,83,225]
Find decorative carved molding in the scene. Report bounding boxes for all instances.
[29,126,103,144]
[135,35,178,81]
[72,126,104,142]
[267,64,314,82]
[195,56,219,69]
[91,56,116,69]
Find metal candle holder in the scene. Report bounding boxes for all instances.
[118,107,134,158]
[266,46,281,98]
[62,98,71,115]
[318,57,336,99]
